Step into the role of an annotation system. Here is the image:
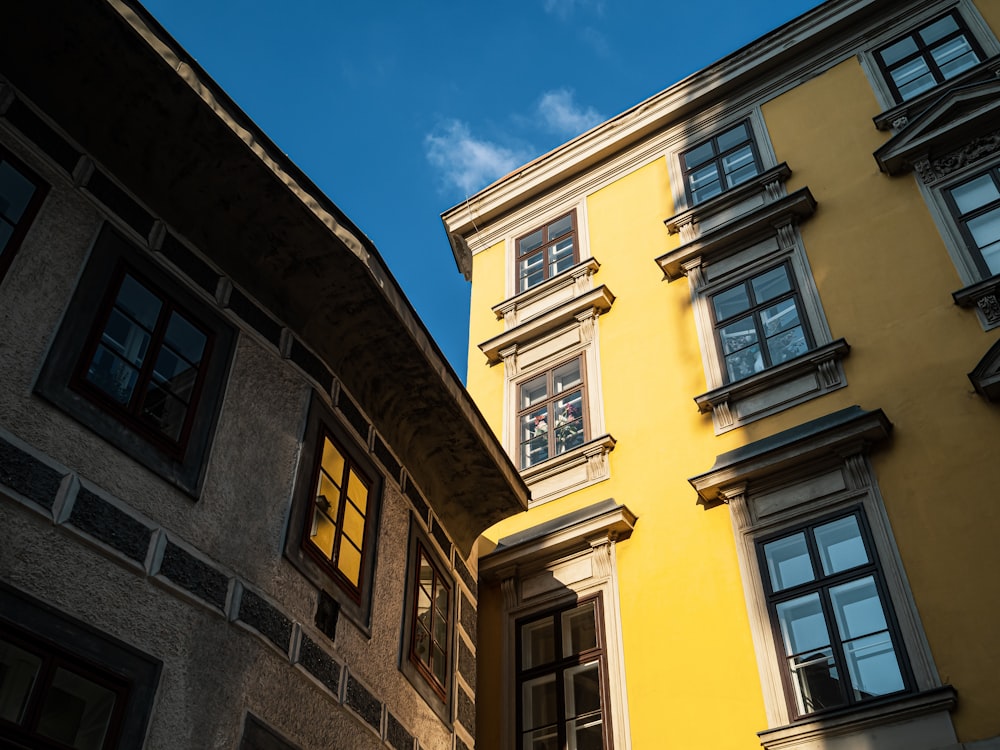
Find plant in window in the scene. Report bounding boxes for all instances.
[518,358,587,469]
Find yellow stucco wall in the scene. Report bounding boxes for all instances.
[470,18,1000,748]
[762,56,1000,741]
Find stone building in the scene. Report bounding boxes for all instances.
[0,1,526,748]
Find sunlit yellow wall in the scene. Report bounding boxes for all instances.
[467,239,507,437]
[975,0,1000,40]
[762,57,1000,741]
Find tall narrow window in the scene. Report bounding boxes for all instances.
[518,598,608,750]
[682,121,761,205]
[712,264,812,383]
[517,357,587,469]
[72,265,213,453]
[408,542,452,699]
[0,148,48,282]
[759,510,909,718]
[304,431,372,600]
[517,212,578,292]
[946,166,1000,279]
[875,12,983,102]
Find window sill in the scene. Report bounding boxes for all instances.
[521,433,616,506]
[873,56,1000,132]
[664,162,792,241]
[757,686,957,750]
[479,286,615,364]
[656,188,816,281]
[953,274,1000,331]
[694,339,850,434]
[493,258,601,329]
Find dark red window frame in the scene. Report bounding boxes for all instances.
[407,541,452,700]
[69,262,215,459]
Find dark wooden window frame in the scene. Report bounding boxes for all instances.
[516,355,589,470]
[515,595,611,750]
[0,583,160,750]
[756,507,913,721]
[34,225,235,497]
[710,262,815,384]
[516,211,579,293]
[945,164,1000,279]
[300,426,374,604]
[68,261,215,460]
[284,393,383,633]
[681,120,763,206]
[0,145,49,283]
[874,11,985,103]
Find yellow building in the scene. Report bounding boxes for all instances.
[442,0,1000,747]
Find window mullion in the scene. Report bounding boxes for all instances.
[129,296,171,418]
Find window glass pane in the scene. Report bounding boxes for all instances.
[562,601,598,657]
[519,252,545,291]
[713,284,751,321]
[814,516,868,575]
[547,214,573,239]
[689,164,722,204]
[919,14,959,45]
[951,174,999,214]
[725,343,763,382]
[434,576,449,620]
[719,316,759,355]
[341,503,365,547]
[140,382,188,441]
[548,237,575,276]
[0,639,42,723]
[893,60,935,100]
[554,391,584,454]
[766,324,807,365]
[521,374,548,408]
[522,674,557,730]
[0,161,37,223]
[320,438,345,488]
[519,229,543,255]
[937,48,979,80]
[164,313,207,367]
[116,275,162,331]
[842,632,905,698]
[521,407,550,468]
[337,538,362,585]
[761,298,800,337]
[716,122,749,153]
[151,347,197,403]
[566,714,603,750]
[346,469,368,514]
[682,140,716,170]
[86,347,140,405]
[830,576,888,641]
[564,660,602,718]
[102,309,151,368]
[308,504,336,559]
[751,266,791,303]
[432,645,447,684]
[978,236,1000,276]
[552,359,582,393]
[523,728,559,750]
[880,36,918,66]
[764,533,815,592]
[727,161,760,189]
[788,648,846,715]
[521,618,556,669]
[776,593,830,657]
[967,207,1000,270]
[931,37,978,78]
[36,667,117,750]
[721,146,755,178]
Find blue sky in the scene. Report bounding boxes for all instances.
[142,0,824,382]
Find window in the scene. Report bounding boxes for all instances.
[70,265,214,454]
[517,212,578,292]
[682,121,762,205]
[517,357,587,470]
[0,586,160,750]
[0,147,48,283]
[946,166,1000,278]
[407,542,452,698]
[875,12,984,103]
[759,510,909,719]
[35,225,235,495]
[400,525,454,720]
[284,394,382,630]
[712,264,812,383]
[517,597,609,750]
[303,429,373,601]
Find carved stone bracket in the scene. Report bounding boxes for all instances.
[843,452,871,490]
[775,220,797,252]
[764,178,783,202]
[589,537,613,579]
[500,344,519,377]
[713,399,735,430]
[977,293,1000,324]
[681,257,706,290]
[891,115,909,130]
[719,483,751,531]
[575,308,598,344]
[500,574,518,610]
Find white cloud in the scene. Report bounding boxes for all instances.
[425,120,528,196]
[537,89,604,137]
[543,0,604,19]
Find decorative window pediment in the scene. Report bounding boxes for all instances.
[969,337,1000,400]
[492,257,601,330]
[656,187,816,282]
[875,76,1000,179]
[478,285,615,365]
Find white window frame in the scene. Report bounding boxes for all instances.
[479,500,635,750]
